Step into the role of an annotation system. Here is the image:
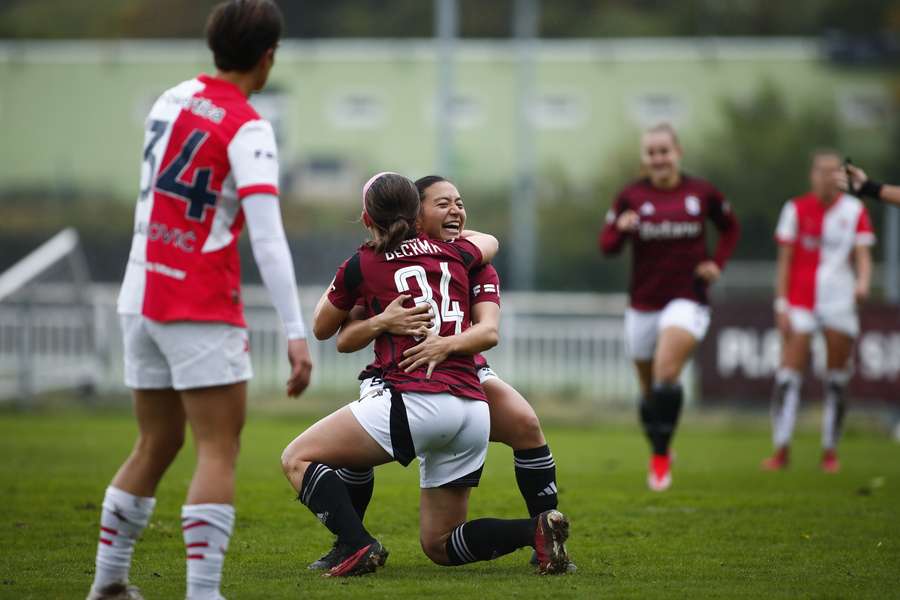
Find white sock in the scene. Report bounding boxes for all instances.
[91,486,156,591]
[182,504,235,600]
[822,369,850,450]
[772,368,802,448]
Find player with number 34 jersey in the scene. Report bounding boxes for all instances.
[328,235,487,402]
[118,73,279,326]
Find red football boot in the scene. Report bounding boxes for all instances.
[761,446,789,471]
[821,448,840,473]
[647,453,672,492]
[533,510,571,575]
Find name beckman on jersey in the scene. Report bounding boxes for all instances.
[639,220,702,240]
[384,238,443,261]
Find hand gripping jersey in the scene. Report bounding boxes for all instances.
[358,258,501,378]
[330,235,486,401]
[775,192,875,312]
[118,75,280,327]
[600,175,739,310]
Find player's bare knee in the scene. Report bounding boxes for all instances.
[420,534,452,565]
[136,430,184,461]
[280,444,310,481]
[654,364,681,385]
[512,410,545,449]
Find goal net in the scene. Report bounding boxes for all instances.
[0,228,101,404]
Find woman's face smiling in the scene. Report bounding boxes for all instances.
[418,181,466,241]
[641,130,682,188]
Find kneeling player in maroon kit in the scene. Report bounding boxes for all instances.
[310,175,567,571]
[600,123,739,491]
[279,173,571,576]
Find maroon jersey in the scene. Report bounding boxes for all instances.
[358,258,501,381]
[329,234,486,401]
[470,263,500,368]
[599,175,739,310]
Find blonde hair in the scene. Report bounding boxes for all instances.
[644,122,681,147]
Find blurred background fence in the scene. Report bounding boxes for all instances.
[0,277,651,406]
[1,0,899,411]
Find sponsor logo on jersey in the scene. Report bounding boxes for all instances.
[639,220,702,240]
[640,202,655,216]
[472,283,498,296]
[800,234,820,251]
[685,195,701,216]
[136,221,197,253]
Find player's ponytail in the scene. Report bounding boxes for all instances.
[362,173,419,254]
[376,219,412,254]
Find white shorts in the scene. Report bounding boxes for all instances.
[624,299,711,361]
[120,314,252,391]
[788,306,859,338]
[477,365,499,384]
[348,383,490,488]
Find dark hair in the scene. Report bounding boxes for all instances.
[414,175,448,200]
[206,0,283,72]
[365,174,420,253]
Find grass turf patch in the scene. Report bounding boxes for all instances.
[0,409,897,599]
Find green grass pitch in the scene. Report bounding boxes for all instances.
[1,408,898,599]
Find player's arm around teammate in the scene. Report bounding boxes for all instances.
[334,176,559,523]
[600,123,739,491]
[88,3,311,600]
[282,174,570,576]
[764,150,875,473]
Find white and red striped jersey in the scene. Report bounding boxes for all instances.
[775,192,875,312]
[118,74,279,327]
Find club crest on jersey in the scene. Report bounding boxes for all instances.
[639,202,655,216]
[685,195,701,216]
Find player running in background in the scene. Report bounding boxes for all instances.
[88,2,312,599]
[763,150,874,473]
[600,123,739,491]
[305,175,566,572]
[280,173,571,577]
[835,162,900,206]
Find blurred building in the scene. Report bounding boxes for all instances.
[0,37,894,202]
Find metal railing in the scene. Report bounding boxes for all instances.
[0,284,666,405]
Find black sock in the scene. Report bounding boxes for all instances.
[299,462,373,549]
[649,383,683,456]
[638,394,656,448]
[335,468,375,521]
[513,445,558,517]
[445,518,535,565]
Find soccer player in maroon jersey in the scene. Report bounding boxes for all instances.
[305,175,568,572]
[600,123,739,491]
[280,173,571,576]
[88,3,312,599]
